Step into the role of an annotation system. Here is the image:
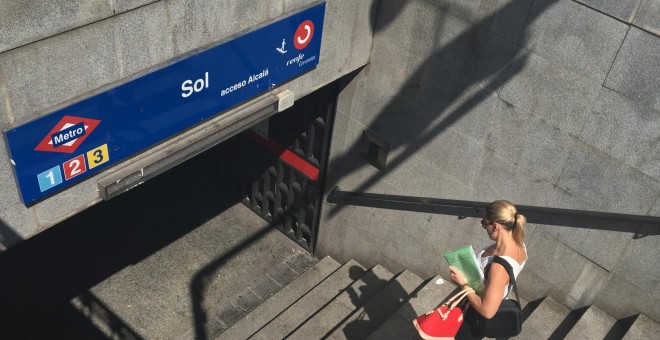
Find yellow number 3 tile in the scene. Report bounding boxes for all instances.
[86,144,110,169]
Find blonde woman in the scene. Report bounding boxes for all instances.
[450,200,527,338]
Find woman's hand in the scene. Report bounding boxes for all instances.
[449,266,468,287]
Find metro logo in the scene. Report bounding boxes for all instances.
[52,122,86,147]
[34,116,101,153]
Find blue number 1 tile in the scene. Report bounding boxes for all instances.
[37,166,63,192]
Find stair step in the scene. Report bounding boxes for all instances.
[325,269,425,340]
[366,276,457,340]
[565,305,616,339]
[249,259,368,339]
[513,296,570,339]
[285,264,395,340]
[623,314,660,339]
[216,256,340,340]
[174,251,317,340]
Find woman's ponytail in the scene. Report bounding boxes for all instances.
[486,200,526,248]
[512,212,526,249]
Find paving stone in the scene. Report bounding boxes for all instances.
[633,0,660,36]
[439,0,533,43]
[576,0,644,22]
[605,27,660,112]
[113,1,174,78]
[580,87,660,181]
[556,141,660,216]
[374,0,439,58]
[167,0,276,56]
[0,137,37,245]
[433,11,519,83]
[0,21,120,122]
[525,0,629,83]
[0,0,114,52]
[356,36,427,127]
[114,0,159,13]
[497,51,600,138]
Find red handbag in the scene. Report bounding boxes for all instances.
[412,288,474,339]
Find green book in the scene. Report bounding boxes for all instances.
[443,245,485,295]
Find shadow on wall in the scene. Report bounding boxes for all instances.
[0,218,22,251]
[0,137,247,339]
[327,0,560,217]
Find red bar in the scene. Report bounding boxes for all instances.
[245,130,319,181]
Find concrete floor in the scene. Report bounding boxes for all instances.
[0,139,311,339]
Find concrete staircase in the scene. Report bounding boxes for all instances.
[183,256,659,339]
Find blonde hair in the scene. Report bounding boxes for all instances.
[486,200,525,248]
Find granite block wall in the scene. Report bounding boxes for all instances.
[319,0,660,321]
[0,0,376,249]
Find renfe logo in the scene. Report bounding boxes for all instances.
[34,116,101,153]
[294,20,314,50]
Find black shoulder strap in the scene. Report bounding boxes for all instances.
[489,256,520,303]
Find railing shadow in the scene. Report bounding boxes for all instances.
[327,0,560,217]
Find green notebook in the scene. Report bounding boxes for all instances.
[443,245,485,294]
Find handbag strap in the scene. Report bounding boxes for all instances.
[489,256,520,303]
[435,287,474,319]
[445,287,474,310]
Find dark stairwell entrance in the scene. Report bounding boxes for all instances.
[0,83,340,339]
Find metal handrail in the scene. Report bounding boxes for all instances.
[327,187,660,231]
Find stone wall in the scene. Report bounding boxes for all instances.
[320,0,660,321]
[0,0,376,249]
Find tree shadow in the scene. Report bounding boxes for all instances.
[327,0,560,217]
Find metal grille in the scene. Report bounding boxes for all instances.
[245,159,318,250]
[241,88,335,252]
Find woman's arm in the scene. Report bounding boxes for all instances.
[450,263,509,319]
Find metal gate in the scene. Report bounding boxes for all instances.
[239,86,336,252]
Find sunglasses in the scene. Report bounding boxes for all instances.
[481,219,493,228]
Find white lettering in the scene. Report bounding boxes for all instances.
[298,55,316,66]
[286,53,304,66]
[248,68,269,84]
[221,80,247,96]
[193,79,204,92]
[181,80,193,98]
[181,72,210,98]
[53,127,84,144]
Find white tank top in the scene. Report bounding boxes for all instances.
[477,244,527,299]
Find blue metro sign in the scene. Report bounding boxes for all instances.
[3,2,326,206]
